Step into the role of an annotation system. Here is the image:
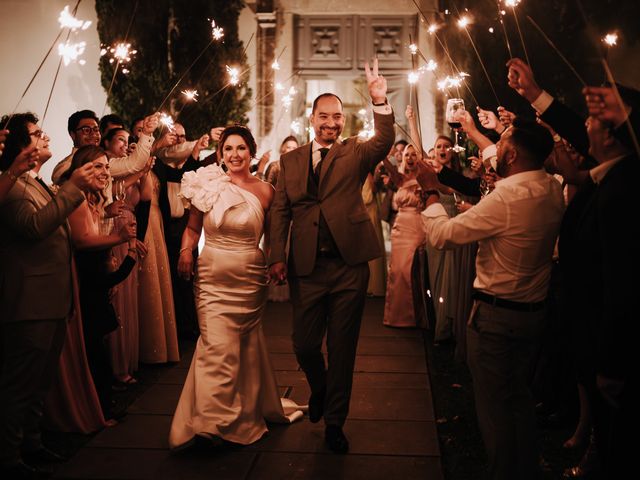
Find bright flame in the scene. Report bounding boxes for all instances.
[504,0,521,7]
[426,59,438,71]
[226,65,240,85]
[160,113,175,131]
[275,82,284,91]
[409,44,418,55]
[58,41,86,66]
[290,120,302,135]
[211,19,224,40]
[58,5,92,31]
[358,108,367,116]
[281,95,293,111]
[458,16,471,29]
[428,24,439,35]
[489,27,495,33]
[288,86,297,96]
[181,89,199,102]
[271,59,280,70]
[408,71,420,84]
[437,74,468,92]
[604,33,618,46]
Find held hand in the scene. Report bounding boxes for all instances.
[210,127,225,142]
[268,262,288,285]
[583,86,630,126]
[468,156,482,173]
[364,58,387,104]
[177,249,194,280]
[69,162,95,190]
[476,107,499,131]
[497,106,516,128]
[506,58,542,103]
[405,104,415,120]
[142,112,160,135]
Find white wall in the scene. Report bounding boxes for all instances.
[0,0,106,182]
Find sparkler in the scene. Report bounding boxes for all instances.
[456,11,501,104]
[159,113,175,132]
[495,1,513,60]
[58,41,86,66]
[211,19,225,41]
[58,5,92,31]
[505,0,531,67]
[181,89,199,102]
[603,33,618,47]
[226,65,240,86]
[409,44,418,55]
[271,59,280,70]
[290,120,302,135]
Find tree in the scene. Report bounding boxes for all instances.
[96,0,251,136]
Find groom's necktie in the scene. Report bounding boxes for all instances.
[314,148,329,178]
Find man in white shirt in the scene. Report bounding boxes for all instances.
[419,117,565,480]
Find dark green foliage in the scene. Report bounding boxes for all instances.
[436,0,640,118]
[96,0,251,137]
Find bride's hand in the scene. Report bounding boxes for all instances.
[178,248,194,280]
[268,261,287,285]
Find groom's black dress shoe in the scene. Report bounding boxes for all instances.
[308,389,326,423]
[325,425,349,454]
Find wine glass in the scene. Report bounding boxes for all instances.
[114,180,126,202]
[445,98,466,153]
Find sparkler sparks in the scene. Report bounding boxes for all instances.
[181,89,199,102]
[428,24,439,35]
[409,44,418,55]
[58,41,86,66]
[211,20,225,41]
[102,42,137,71]
[271,59,280,70]
[504,0,521,7]
[160,113,175,131]
[425,59,438,71]
[275,82,284,92]
[603,33,618,46]
[408,71,420,84]
[290,120,302,135]
[226,65,240,85]
[58,5,91,31]
[436,74,469,93]
[457,16,471,29]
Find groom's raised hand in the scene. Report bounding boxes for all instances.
[365,58,387,105]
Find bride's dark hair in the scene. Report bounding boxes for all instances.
[218,125,257,158]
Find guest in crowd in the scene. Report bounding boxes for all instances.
[52,110,101,184]
[0,142,39,203]
[420,115,565,480]
[362,171,386,297]
[99,113,125,136]
[0,113,93,478]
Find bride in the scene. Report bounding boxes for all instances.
[169,125,302,449]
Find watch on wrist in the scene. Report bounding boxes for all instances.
[372,100,387,106]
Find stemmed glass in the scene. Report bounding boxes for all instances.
[446,98,466,153]
[113,180,127,217]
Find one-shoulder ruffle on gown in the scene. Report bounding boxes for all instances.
[169,165,303,448]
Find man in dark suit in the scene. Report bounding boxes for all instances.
[507,59,637,478]
[0,113,93,478]
[268,59,394,454]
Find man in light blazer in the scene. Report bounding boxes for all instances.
[0,113,92,478]
[268,59,394,454]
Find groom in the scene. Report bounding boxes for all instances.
[268,59,394,453]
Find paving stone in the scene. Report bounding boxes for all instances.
[286,386,433,421]
[87,414,172,449]
[247,419,439,456]
[53,448,169,479]
[247,452,443,480]
[128,384,182,415]
[270,353,300,371]
[354,355,428,373]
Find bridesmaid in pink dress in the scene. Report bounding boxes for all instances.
[383,144,427,328]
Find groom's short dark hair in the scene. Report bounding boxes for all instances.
[311,93,343,113]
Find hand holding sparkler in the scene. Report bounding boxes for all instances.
[143,113,161,135]
[583,86,630,127]
[497,106,516,128]
[364,58,387,105]
[476,107,501,132]
[405,105,415,121]
[507,58,542,103]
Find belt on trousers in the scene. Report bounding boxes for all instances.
[472,290,546,312]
